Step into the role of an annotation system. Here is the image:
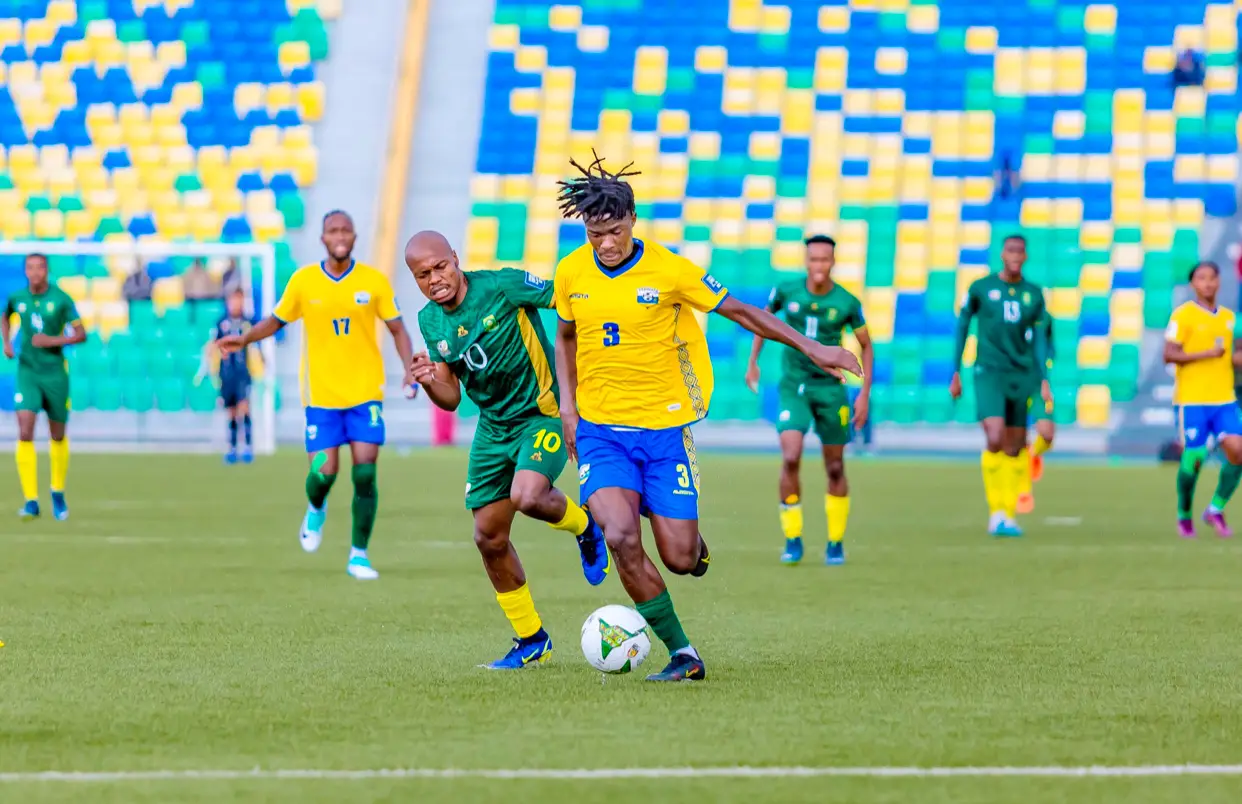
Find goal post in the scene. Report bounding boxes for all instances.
[0,240,278,454]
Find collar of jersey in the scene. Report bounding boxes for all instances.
[593,239,644,278]
[320,259,355,282]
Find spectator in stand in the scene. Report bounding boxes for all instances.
[121,260,152,317]
[183,258,221,323]
[1172,49,1205,87]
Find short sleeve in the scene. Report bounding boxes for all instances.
[417,309,447,363]
[553,260,574,322]
[497,268,555,309]
[671,255,729,313]
[374,274,401,321]
[272,272,301,323]
[959,284,980,315]
[1165,309,1185,343]
[767,285,784,312]
[62,294,81,326]
[849,297,867,330]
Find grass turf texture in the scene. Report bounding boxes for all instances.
[2,451,1242,803]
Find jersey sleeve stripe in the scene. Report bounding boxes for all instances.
[708,291,730,312]
[516,309,560,417]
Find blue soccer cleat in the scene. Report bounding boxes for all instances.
[241,449,254,465]
[576,506,609,586]
[645,651,707,682]
[50,492,68,521]
[18,500,39,521]
[780,537,803,565]
[224,450,238,465]
[992,519,1024,538]
[825,540,845,565]
[481,629,553,670]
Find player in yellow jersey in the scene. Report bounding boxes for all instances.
[219,210,416,577]
[1164,261,1242,538]
[553,155,861,682]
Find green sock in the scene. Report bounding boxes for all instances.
[351,463,378,551]
[306,454,337,510]
[1212,462,1242,511]
[1177,448,1206,519]
[635,588,690,653]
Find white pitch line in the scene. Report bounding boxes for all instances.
[2,765,1242,783]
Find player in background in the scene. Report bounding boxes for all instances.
[950,234,1050,538]
[1,252,85,520]
[554,156,861,682]
[1016,313,1056,513]
[1163,261,1242,537]
[745,234,873,566]
[199,288,262,464]
[405,231,609,669]
[218,211,416,579]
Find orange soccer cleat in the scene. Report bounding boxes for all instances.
[1017,492,1035,514]
[1031,452,1045,483]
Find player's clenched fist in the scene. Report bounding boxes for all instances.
[409,351,437,385]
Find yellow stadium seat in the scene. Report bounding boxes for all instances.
[1079,265,1112,294]
[190,210,222,241]
[297,81,325,123]
[118,191,151,219]
[1076,386,1111,428]
[0,19,21,48]
[32,209,63,239]
[157,210,191,240]
[23,18,56,49]
[291,153,318,188]
[278,41,311,74]
[906,4,938,33]
[267,82,296,112]
[95,301,127,338]
[875,48,907,76]
[229,146,261,173]
[39,143,70,171]
[152,277,185,313]
[1047,288,1082,319]
[1077,335,1111,368]
[818,6,850,33]
[234,83,265,116]
[48,170,78,198]
[60,38,90,65]
[89,277,122,305]
[213,188,244,216]
[58,275,88,302]
[170,81,202,112]
[86,189,118,216]
[964,26,997,54]
[64,209,98,240]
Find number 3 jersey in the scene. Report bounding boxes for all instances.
[418,268,560,424]
[273,261,401,409]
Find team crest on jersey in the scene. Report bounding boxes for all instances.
[787,302,800,313]
[437,340,450,356]
[1022,292,1031,304]
[988,289,1001,301]
[701,274,724,294]
[524,272,546,289]
[811,303,819,311]
[483,315,498,332]
[354,291,371,305]
[637,287,659,305]
[457,325,468,337]
[578,463,591,484]
[828,309,838,321]
[1008,288,1016,296]
[46,302,54,311]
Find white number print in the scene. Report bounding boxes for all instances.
[1003,300,1021,323]
[464,343,489,372]
[804,316,818,338]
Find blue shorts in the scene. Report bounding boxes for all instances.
[305,402,386,452]
[1179,403,1242,449]
[576,419,700,520]
[219,373,251,409]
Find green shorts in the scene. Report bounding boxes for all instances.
[465,415,568,510]
[974,370,1038,428]
[775,378,851,446]
[15,367,70,423]
[1030,395,1054,423]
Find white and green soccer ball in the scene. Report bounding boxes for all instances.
[580,605,652,674]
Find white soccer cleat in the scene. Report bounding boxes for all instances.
[346,555,379,580]
[300,504,326,553]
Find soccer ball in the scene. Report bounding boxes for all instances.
[580,605,652,674]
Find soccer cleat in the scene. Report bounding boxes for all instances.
[1016,492,1035,514]
[1031,453,1045,483]
[645,652,707,682]
[780,537,803,565]
[481,629,553,670]
[992,519,1024,538]
[690,535,711,577]
[1203,509,1233,538]
[241,449,254,464]
[300,503,326,553]
[224,450,238,465]
[18,500,39,520]
[50,492,68,521]
[1177,518,1196,538]
[346,554,379,580]
[825,540,845,565]
[576,506,609,586]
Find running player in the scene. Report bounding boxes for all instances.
[745,234,873,566]
[202,288,261,464]
[0,252,85,520]
[553,155,861,682]
[405,231,609,669]
[950,234,1050,537]
[1017,313,1056,513]
[1164,261,1242,537]
[218,210,416,578]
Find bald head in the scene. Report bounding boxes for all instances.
[405,230,464,308]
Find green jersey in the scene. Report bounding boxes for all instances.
[954,273,1048,377]
[767,279,865,385]
[4,284,80,375]
[418,269,559,424]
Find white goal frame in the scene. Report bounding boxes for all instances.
[0,240,277,455]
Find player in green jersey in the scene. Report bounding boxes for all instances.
[0,253,86,520]
[746,235,873,566]
[950,234,1051,537]
[405,230,609,670]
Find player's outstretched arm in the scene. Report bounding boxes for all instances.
[409,351,460,411]
[218,315,283,355]
[949,294,976,399]
[554,319,580,462]
[715,296,861,379]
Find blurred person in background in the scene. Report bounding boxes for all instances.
[1172,49,1205,87]
[183,258,221,324]
[122,259,152,316]
[198,288,262,464]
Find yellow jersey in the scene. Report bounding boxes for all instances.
[554,239,729,429]
[1165,300,1239,405]
[273,261,401,409]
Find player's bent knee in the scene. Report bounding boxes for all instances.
[351,463,377,496]
[601,520,641,554]
[780,456,801,475]
[508,485,543,515]
[826,459,845,483]
[473,527,510,557]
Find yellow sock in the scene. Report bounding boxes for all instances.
[779,494,803,539]
[496,583,542,639]
[549,497,589,535]
[1016,447,1031,496]
[15,441,37,502]
[981,450,1005,515]
[825,494,850,543]
[1003,454,1023,518]
[49,438,68,493]
[1032,434,1052,457]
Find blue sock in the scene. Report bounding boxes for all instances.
[228,419,238,449]
[243,415,252,448]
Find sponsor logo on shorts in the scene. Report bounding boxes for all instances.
[637,287,659,305]
[1186,427,1199,440]
[306,424,318,440]
[524,272,546,289]
[483,315,498,332]
[437,340,450,357]
[578,463,591,484]
[13,392,21,404]
[354,291,371,305]
[464,482,472,498]
[779,410,790,421]
[701,274,724,294]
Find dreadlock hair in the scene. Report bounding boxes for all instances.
[557,151,641,222]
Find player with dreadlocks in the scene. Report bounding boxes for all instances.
[553,153,862,682]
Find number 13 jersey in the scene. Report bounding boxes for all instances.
[554,239,730,430]
[273,260,401,409]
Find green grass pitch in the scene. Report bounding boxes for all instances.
[3,450,1242,803]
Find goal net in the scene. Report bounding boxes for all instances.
[0,241,278,454]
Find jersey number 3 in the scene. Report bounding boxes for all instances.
[602,322,620,347]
